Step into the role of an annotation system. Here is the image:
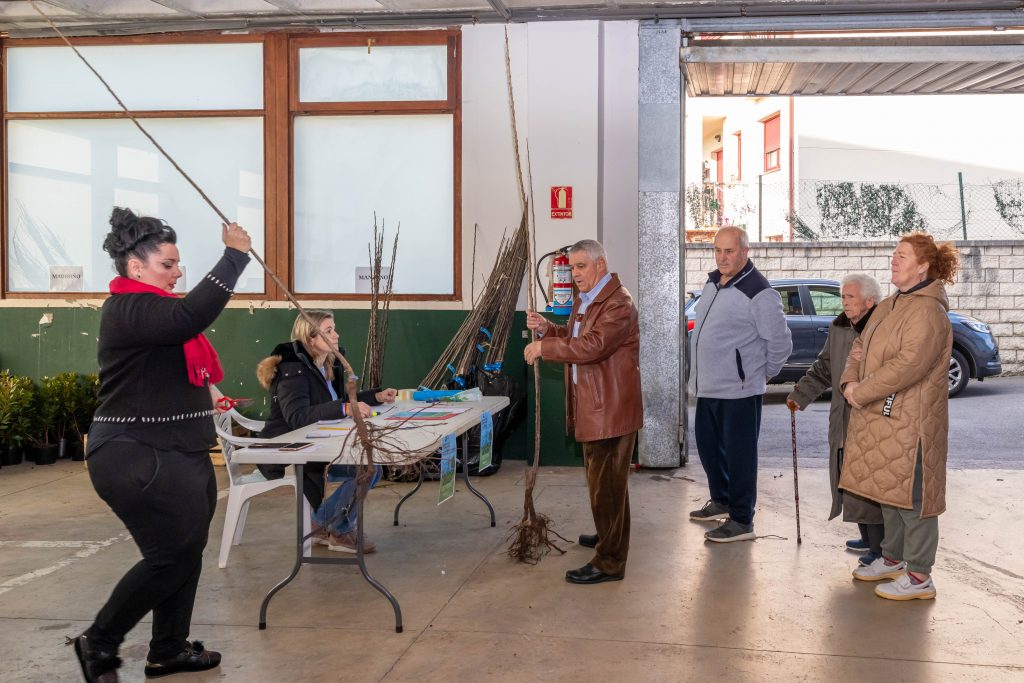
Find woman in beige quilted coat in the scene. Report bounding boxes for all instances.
[839,232,958,602]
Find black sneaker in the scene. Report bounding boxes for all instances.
[689,500,730,522]
[68,633,121,683]
[704,519,756,543]
[144,641,221,678]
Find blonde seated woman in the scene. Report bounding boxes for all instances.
[256,310,396,553]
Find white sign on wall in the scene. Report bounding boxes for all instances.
[354,266,391,294]
[49,266,83,292]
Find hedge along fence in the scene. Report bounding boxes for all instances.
[687,178,1024,242]
[684,240,1024,374]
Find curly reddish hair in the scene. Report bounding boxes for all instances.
[899,232,958,285]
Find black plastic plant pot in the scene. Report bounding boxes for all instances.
[59,438,85,461]
[64,439,85,462]
[0,448,25,466]
[30,444,60,465]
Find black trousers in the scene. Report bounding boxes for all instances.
[695,395,763,526]
[86,440,217,661]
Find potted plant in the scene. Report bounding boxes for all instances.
[0,371,35,466]
[69,373,100,461]
[47,372,81,459]
[29,375,61,465]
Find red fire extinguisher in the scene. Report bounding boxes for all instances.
[548,250,574,316]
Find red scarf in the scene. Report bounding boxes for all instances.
[109,276,224,387]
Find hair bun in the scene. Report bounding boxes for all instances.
[102,207,171,258]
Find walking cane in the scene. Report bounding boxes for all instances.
[790,409,803,544]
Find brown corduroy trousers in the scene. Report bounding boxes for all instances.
[582,432,636,576]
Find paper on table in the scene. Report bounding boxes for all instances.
[305,426,352,438]
[386,407,473,420]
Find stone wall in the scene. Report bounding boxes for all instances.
[683,240,1024,374]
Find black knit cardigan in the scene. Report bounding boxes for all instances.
[89,247,250,454]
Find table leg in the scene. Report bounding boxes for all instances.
[259,463,307,630]
[461,432,496,527]
[393,465,424,526]
[355,495,403,633]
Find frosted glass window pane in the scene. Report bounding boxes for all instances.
[299,46,447,102]
[294,115,453,294]
[6,44,263,112]
[8,118,265,293]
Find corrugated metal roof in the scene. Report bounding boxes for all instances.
[682,35,1024,96]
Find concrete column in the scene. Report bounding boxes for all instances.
[637,21,684,468]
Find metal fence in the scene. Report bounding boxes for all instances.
[684,177,1024,241]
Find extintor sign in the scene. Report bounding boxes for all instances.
[550,186,573,219]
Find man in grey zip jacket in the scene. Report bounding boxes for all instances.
[688,226,792,542]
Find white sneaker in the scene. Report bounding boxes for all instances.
[311,524,331,547]
[852,557,907,582]
[875,573,936,601]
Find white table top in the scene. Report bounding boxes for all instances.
[232,396,510,466]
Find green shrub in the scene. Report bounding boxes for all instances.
[0,371,36,451]
[73,373,100,441]
[33,375,63,446]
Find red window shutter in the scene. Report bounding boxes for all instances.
[764,114,780,153]
[763,114,781,171]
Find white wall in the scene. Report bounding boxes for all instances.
[796,95,1024,183]
[598,21,640,294]
[461,21,639,310]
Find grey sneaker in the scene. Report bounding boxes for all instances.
[705,519,755,543]
[689,500,730,521]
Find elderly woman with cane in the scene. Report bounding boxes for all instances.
[841,232,958,601]
[787,274,883,565]
[73,207,251,682]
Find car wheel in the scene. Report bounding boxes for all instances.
[948,349,969,398]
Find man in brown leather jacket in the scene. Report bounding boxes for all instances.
[525,239,643,584]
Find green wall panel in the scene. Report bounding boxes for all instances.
[0,307,583,466]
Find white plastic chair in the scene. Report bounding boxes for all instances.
[215,413,312,568]
[226,406,266,433]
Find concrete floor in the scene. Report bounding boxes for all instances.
[1,454,1022,682]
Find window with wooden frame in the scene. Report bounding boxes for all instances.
[762,113,781,173]
[2,37,269,297]
[289,32,460,299]
[0,29,461,301]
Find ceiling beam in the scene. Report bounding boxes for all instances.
[6,4,1024,37]
[682,9,1024,33]
[145,0,206,18]
[683,43,1024,65]
[484,0,511,21]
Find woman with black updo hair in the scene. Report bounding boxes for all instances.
[71,207,251,683]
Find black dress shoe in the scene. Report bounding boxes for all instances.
[68,634,121,683]
[565,563,624,585]
[144,640,221,678]
[578,534,599,548]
